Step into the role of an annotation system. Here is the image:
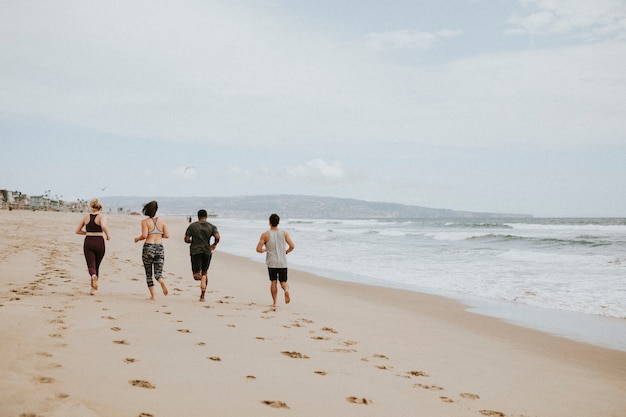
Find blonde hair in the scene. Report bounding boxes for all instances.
[89,198,103,211]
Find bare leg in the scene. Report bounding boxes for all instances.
[147,285,156,301]
[281,281,290,304]
[158,279,168,296]
[90,274,98,295]
[200,274,207,302]
[270,280,278,307]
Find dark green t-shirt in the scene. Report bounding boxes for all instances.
[185,220,218,255]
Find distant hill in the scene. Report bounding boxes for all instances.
[100,195,531,219]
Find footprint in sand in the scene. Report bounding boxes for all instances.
[130,380,155,389]
[461,393,480,400]
[208,356,222,362]
[262,400,290,409]
[407,370,430,377]
[281,351,310,359]
[177,329,191,333]
[125,358,137,363]
[346,396,372,405]
[138,412,154,417]
[314,371,327,376]
[114,340,129,345]
[479,411,506,417]
[196,342,206,346]
[328,348,357,353]
[35,376,55,384]
[111,327,122,332]
[440,396,455,403]
[246,375,256,380]
[414,383,444,391]
[44,363,62,369]
[321,327,338,334]
[311,336,330,341]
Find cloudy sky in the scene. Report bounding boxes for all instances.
[1,0,625,217]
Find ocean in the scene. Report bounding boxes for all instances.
[207,216,626,351]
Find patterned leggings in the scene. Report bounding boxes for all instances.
[142,244,164,287]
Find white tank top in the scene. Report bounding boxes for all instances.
[266,229,287,268]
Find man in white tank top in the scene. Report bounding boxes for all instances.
[256,213,295,308]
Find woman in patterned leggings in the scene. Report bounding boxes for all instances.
[134,200,169,300]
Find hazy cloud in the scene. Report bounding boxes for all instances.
[508,0,626,39]
[366,28,462,50]
[286,159,345,179]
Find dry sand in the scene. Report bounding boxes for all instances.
[1,210,625,417]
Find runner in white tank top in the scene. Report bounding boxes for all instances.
[256,213,295,308]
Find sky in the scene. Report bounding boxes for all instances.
[1,0,625,217]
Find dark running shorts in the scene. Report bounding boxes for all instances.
[267,267,288,283]
[191,253,212,273]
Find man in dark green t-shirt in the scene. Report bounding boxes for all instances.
[184,209,220,302]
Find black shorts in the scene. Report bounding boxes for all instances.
[191,253,212,273]
[268,267,288,283]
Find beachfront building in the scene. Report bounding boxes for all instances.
[0,190,30,210]
[0,190,13,209]
[30,195,46,210]
[2,189,89,212]
[68,199,90,213]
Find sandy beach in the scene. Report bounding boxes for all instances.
[1,210,625,417]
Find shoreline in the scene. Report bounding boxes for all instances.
[1,211,625,416]
[224,249,626,353]
[309,268,626,353]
